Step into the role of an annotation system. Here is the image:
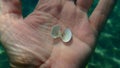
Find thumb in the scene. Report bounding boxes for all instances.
[0,0,22,16]
[0,0,23,36]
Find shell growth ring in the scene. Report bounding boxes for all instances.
[51,25,72,42]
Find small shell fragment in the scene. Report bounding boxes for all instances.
[51,25,60,39]
[61,28,72,42]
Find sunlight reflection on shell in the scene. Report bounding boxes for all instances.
[61,28,72,42]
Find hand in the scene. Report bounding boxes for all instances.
[0,0,115,68]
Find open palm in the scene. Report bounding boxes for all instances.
[0,0,114,68]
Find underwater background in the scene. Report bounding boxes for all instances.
[0,0,120,68]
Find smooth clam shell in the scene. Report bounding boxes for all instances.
[51,25,60,38]
[61,28,72,42]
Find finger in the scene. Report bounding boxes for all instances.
[34,0,71,17]
[35,0,65,10]
[35,0,71,9]
[0,0,22,17]
[76,0,93,12]
[0,0,23,35]
[36,0,49,6]
[89,0,115,32]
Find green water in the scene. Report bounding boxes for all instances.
[0,0,120,68]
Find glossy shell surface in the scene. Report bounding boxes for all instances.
[61,28,72,42]
[51,25,60,38]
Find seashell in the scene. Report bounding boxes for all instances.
[51,25,60,39]
[61,28,72,42]
[51,25,72,43]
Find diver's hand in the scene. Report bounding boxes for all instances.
[0,0,115,68]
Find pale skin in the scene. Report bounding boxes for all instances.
[0,0,115,68]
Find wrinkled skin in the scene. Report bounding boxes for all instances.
[0,0,115,68]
